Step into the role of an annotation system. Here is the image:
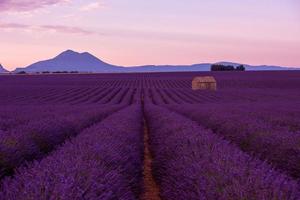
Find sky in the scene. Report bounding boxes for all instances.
[0,0,300,71]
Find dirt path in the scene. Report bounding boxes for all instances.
[141,119,161,200]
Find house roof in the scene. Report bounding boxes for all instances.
[192,76,216,83]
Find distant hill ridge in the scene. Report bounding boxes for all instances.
[0,64,8,73]
[14,50,122,73]
[12,50,299,73]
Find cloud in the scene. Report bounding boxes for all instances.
[0,22,93,35]
[0,0,69,12]
[80,2,103,11]
[0,22,29,29]
[40,25,93,34]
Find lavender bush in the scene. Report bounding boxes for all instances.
[0,105,143,200]
[0,105,123,179]
[145,104,300,200]
[168,104,300,178]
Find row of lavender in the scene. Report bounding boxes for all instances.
[1,71,299,89]
[148,83,300,152]
[0,105,112,131]
[0,87,142,105]
[2,85,295,105]
[167,103,300,179]
[1,71,299,105]
[186,102,300,133]
[1,103,299,199]
[0,106,144,199]
[145,104,300,199]
[0,85,225,105]
[0,105,123,179]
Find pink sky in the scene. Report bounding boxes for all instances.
[0,0,300,70]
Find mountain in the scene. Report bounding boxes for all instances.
[14,50,122,73]
[0,64,9,73]
[13,50,299,73]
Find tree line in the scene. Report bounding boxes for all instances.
[211,64,245,71]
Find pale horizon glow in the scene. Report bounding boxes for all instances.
[0,0,300,71]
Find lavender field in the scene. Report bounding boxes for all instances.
[0,71,300,199]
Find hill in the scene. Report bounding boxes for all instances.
[14,50,123,73]
[0,64,8,73]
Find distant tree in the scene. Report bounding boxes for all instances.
[211,64,224,71]
[211,64,246,71]
[211,64,217,71]
[227,65,235,71]
[42,71,50,74]
[236,65,246,71]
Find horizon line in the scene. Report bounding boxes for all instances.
[2,49,300,71]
